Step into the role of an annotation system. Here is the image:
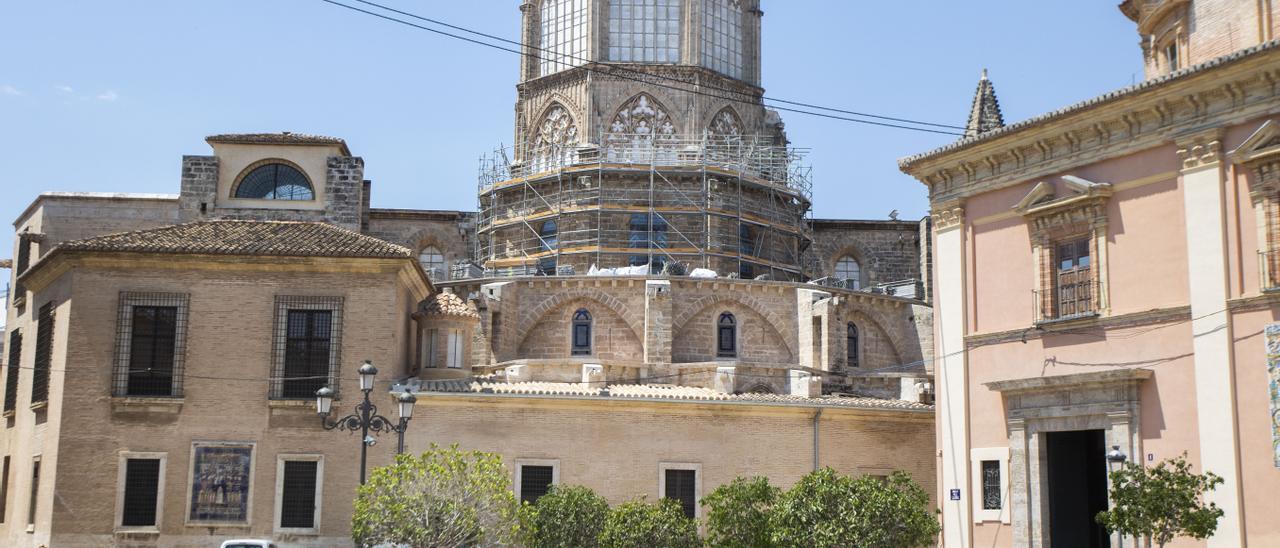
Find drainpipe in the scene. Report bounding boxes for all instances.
[812,408,824,471]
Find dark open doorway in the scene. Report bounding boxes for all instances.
[1046,429,1110,547]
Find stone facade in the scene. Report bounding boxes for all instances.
[806,219,924,290]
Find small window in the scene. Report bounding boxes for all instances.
[981,460,1001,511]
[27,456,39,527]
[0,456,10,523]
[717,313,736,358]
[572,309,592,356]
[272,296,343,400]
[846,323,859,368]
[739,224,756,257]
[418,247,446,281]
[31,303,53,405]
[5,329,21,413]
[537,257,558,276]
[738,262,755,280]
[424,329,438,368]
[519,465,555,504]
[121,458,162,527]
[234,163,314,200]
[539,220,558,251]
[1164,42,1179,72]
[279,460,320,530]
[629,214,669,250]
[127,306,178,395]
[15,237,30,274]
[663,469,697,519]
[835,256,861,289]
[447,329,464,369]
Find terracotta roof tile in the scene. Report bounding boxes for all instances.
[423,292,480,319]
[56,220,411,259]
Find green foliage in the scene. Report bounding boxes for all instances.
[520,484,610,548]
[598,497,699,548]
[351,443,518,548]
[1095,454,1224,548]
[701,476,781,548]
[769,468,939,548]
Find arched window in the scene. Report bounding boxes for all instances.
[717,312,737,358]
[539,220,558,251]
[846,323,860,368]
[571,309,592,355]
[234,162,313,200]
[418,246,445,280]
[835,256,861,289]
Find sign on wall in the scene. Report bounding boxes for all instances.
[188,442,254,524]
[1266,324,1280,467]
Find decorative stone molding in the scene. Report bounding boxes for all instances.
[931,201,965,231]
[606,93,677,145]
[708,107,744,137]
[1175,127,1224,170]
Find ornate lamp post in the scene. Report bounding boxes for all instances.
[314,360,417,484]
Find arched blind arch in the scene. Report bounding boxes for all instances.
[234,163,314,200]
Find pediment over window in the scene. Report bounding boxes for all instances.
[1231,120,1280,167]
[1012,175,1113,216]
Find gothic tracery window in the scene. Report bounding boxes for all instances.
[531,105,579,171]
[605,94,677,162]
[708,107,743,139]
[609,0,682,63]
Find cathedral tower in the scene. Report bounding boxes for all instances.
[478,0,811,280]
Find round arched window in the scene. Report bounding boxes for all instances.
[419,246,445,280]
[234,162,314,200]
[835,256,861,289]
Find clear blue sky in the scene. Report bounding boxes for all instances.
[0,1,1140,250]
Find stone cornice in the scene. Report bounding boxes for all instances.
[900,42,1280,203]
[985,368,1153,394]
[964,305,1191,346]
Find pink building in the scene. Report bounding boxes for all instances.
[901,1,1280,546]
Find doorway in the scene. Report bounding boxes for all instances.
[1046,429,1110,547]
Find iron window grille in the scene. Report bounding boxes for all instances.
[271,296,343,400]
[112,293,190,398]
[31,303,54,405]
[121,458,161,527]
[571,309,592,356]
[233,162,314,200]
[664,469,697,519]
[0,456,9,523]
[4,329,21,412]
[846,323,859,368]
[519,465,555,504]
[717,313,737,358]
[280,460,319,529]
[981,460,1001,511]
[13,238,30,306]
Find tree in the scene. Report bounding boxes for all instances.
[1095,454,1224,548]
[351,444,518,547]
[701,476,781,548]
[520,484,610,548]
[597,497,699,548]
[770,468,939,548]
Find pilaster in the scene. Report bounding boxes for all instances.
[932,200,971,547]
[644,280,673,365]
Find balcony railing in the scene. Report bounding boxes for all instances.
[1260,249,1280,292]
[1034,275,1102,324]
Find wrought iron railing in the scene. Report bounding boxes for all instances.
[1033,276,1102,323]
[1260,249,1280,292]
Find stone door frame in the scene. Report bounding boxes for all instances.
[986,369,1151,548]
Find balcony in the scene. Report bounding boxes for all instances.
[1034,276,1102,325]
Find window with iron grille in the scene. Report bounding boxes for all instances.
[271,296,343,400]
[571,309,592,355]
[0,456,9,523]
[279,460,319,530]
[664,469,697,519]
[31,303,53,405]
[4,329,21,413]
[27,456,39,526]
[519,465,555,504]
[113,293,189,397]
[717,313,736,358]
[233,162,314,200]
[121,458,161,527]
[981,460,1001,511]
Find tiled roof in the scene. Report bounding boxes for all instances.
[206,132,351,155]
[408,379,932,411]
[899,39,1280,170]
[423,292,480,319]
[56,220,412,259]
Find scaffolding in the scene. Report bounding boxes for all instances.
[475,134,814,280]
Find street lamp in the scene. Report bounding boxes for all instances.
[314,360,416,484]
[1105,445,1129,547]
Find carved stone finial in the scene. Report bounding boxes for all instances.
[965,69,1005,139]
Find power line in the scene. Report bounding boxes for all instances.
[315,0,966,136]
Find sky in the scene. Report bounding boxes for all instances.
[0,1,1141,250]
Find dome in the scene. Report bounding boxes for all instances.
[423,292,480,320]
